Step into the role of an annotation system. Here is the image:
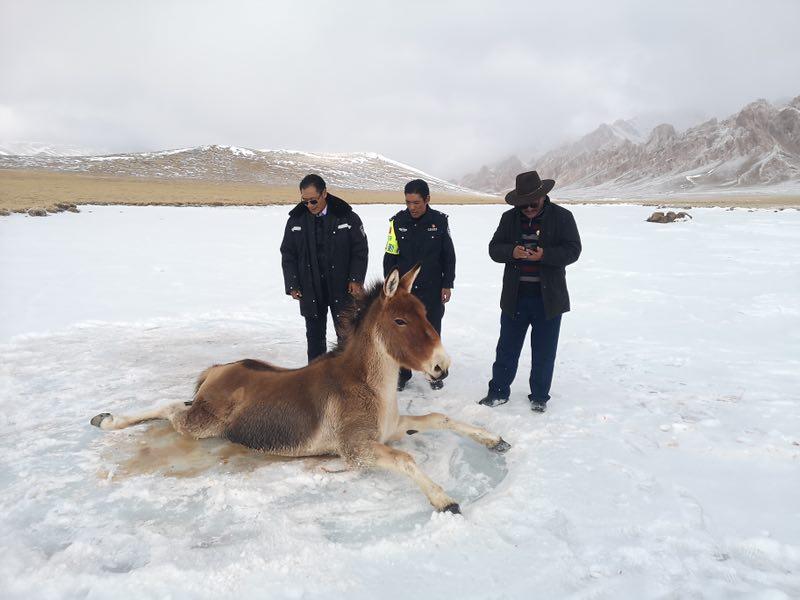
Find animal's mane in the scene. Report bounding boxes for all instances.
[326,279,384,356]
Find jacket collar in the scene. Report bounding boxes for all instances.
[288,193,353,218]
[401,205,434,223]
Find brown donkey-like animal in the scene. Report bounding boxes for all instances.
[90,266,510,513]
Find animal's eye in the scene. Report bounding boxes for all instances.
[394,318,407,326]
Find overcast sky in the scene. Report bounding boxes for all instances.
[1,0,799,177]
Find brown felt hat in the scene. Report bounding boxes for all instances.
[505,171,555,206]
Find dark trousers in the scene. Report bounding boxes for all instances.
[488,290,561,402]
[304,286,345,362]
[399,300,444,383]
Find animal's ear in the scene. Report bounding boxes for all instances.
[383,269,400,298]
[400,263,421,292]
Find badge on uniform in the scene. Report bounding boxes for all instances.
[385,220,399,255]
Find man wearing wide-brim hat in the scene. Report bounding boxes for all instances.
[478,171,582,412]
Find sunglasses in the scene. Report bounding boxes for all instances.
[520,197,545,209]
[301,192,325,206]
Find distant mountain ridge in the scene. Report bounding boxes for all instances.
[459,95,800,197]
[459,155,528,195]
[0,144,481,194]
[0,141,101,157]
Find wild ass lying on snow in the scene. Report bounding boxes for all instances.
[91,266,510,513]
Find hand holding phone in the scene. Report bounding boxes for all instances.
[512,245,529,259]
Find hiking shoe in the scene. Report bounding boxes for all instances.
[530,399,547,413]
[478,394,509,407]
[429,379,444,390]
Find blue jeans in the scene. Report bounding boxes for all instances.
[488,291,561,402]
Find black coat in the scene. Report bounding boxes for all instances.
[489,198,581,319]
[383,207,456,307]
[280,194,368,318]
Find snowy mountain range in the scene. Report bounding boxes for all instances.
[459,95,800,197]
[0,141,101,157]
[0,144,480,195]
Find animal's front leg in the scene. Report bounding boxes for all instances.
[396,413,511,453]
[342,441,461,514]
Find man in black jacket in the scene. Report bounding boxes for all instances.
[479,171,581,412]
[280,174,369,362]
[384,179,456,390]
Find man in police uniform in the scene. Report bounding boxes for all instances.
[280,174,368,362]
[384,179,456,390]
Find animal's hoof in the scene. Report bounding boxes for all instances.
[490,438,511,453]
[441,503,461,515]
[90,413,111,428]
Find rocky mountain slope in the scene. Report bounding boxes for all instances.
[459,155,528,195]
[460,96,800,197]
[0,145,480,194]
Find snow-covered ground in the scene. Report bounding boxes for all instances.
[1,204,799,598]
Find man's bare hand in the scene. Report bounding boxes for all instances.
[348,282,364,296]
[512,245,529,259]
[290,289,302,300]
[441,288,452,304]
[526,247,544,261]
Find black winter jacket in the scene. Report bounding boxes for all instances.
[383,207,456,306]
[280,194,368,318]
[489,198,581,319]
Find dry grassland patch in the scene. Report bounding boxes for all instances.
[0,168,498,213]
[1,168,797,213]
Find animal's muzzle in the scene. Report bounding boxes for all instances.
[425,344,451,382]
[431,365,449,381]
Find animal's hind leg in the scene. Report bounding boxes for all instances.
[90,401,191,431]
[167,401,225,439]
[393,413,511,453]
[343,441,461,514]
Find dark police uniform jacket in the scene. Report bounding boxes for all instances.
[383,206,456,308]
[280,194,368,318]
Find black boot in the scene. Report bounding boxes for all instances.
[529,399,547,413]
[478,394,509,407]
[397,368,412,391]
[397,374,411,391]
